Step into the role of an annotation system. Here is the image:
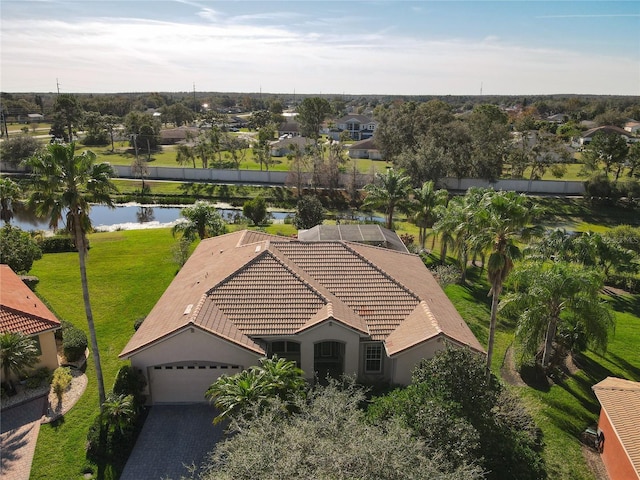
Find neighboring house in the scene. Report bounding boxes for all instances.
[27,113,44,123]
[298,225,408,253]
[159,126,200,145]
[336,115,378,141]
[0,265,61,380]
[579,125,632,146]
[592,377,640,480]
[278,120,300,138]
[624,121,640,135]
[547,113,568,124]
[270,136,314,157]
[348,137,382,160]
[120,230,484,404]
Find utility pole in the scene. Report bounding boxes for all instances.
[56,78,60,95]
[193,82,197,113]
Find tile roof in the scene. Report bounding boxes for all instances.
[593,377,640,476]
[120,231,483,358]
[0,264,61,336]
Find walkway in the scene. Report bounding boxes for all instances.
[0,396,47,480]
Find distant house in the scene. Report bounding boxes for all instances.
[579,125,633,146]
[348,137,382,160]
[298,224,408,253]
[119,230,484,404]
[0,265,61,380]
[270,136,314,157]
[278,120,300,138]
[546,113,568,124]
[27,113,44,123]
[336,115,378,141]
[159,126,200,145]
[592,377,640,480]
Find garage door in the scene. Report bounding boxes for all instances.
[149,363,243,404]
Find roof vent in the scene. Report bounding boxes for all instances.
[255,245,261,252]
[183,304,193,315]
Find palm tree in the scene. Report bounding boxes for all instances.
[0,176,22,225]
[26,142,117,407]
[410,181,448,249]
[172,201,227,241]
[206,356,306,425]
[0,332,39,390]
[102,393,136,435]
[472,189,541,377]
[362,168,412,229]
[502,261,614,367]
[206,368,270,425]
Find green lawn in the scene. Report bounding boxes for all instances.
[26,200,640,480]
[30,229,179,480]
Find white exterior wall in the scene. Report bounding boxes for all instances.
[296,322,362,380]
[36,331,60,372]
[391,337,446,385]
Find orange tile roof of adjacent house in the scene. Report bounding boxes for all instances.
[119,230,484,358]
[0,264,61,336]
[593,377,640,476]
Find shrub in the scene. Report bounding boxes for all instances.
[38,235,84,253]
[26,367,51,389]
[0,225,43,273]
[62,325,88,362]
[133,316,145,331]
[112,365,147,407]
[52,367,72,404]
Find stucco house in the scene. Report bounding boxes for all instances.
[159,126,200,145]
[592,377,640,480]
[624,121,640,135]
[120,230,483,404]
[579,125,633,146]
[0,265,61,381]
[270,136,314,157]
[348,137,383,160]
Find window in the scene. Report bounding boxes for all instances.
[364,343,383,373]
[270,341,301,366]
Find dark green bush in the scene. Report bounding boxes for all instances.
[112,365,147,406]
[62,325,88,362]
[39,236,81,253]
[133,316,145,331]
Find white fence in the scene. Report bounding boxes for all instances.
[1,162,585,195]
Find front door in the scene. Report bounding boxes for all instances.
[314,341,344,383]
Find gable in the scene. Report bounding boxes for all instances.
[207,251,326,335]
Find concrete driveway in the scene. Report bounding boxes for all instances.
[120,404,225,480]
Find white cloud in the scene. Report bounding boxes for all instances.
[1,14,638,95]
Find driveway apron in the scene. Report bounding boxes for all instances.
[120,404,224,480]
[0,396,47,480]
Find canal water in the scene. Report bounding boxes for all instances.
[11,204,292,233]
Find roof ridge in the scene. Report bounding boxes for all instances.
[420,301,442,333]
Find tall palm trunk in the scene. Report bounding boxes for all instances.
[542,316,559,368]
[486,281,501,378]
[74,218,106,408]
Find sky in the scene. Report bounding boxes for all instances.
[1,0,639,96]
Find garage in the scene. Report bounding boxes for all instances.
[148,362,243,404]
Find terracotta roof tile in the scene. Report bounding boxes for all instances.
[119,231,483,359]
[593,377,640,476]
[0,265,61,336]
